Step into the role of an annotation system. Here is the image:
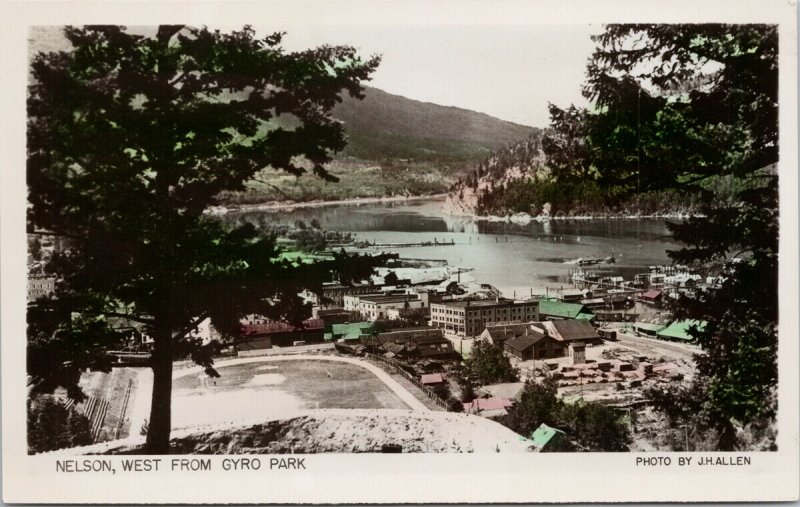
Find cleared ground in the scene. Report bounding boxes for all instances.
[169,359,411,429]
[69,409,533,454]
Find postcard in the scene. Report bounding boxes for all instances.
[2,0,798,503]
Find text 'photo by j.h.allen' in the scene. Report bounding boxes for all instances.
[2,0,799,503]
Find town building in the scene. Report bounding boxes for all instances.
[656,319,705,342]
[312,307,356,324]
[363,327,456,359]
[503,326,566,361]
[640,289,663,303]
[479,322,533,346]
[463,397,514,418]
[538,300,592,321]
[485,319,602,362]
[529,423,571,452]
[545,319,603,346]
[324,322,374,342]
[239,318,324,346]
[430,298,539,337]
[478,382,526,401]
[348,294,425,321]
[322,282,385,307]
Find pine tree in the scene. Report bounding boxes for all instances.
[27,25,382,453]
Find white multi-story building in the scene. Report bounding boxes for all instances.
[352,294,425,321]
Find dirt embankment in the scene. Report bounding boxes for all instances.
[73,409,533,454]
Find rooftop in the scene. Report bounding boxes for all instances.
[420,373,444,385]
[529,423,565,447]
[434,298,537,309]
[358,294,420,304]
[539,300,588,319]
[327,322,374,341]
[550,319,599,342]
[478,382,526,400]
[657,319,706,341]
[504,330,547,352]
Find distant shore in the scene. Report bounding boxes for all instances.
[208,192,702,220]
[446,210,704,223]
[207,193,448,215]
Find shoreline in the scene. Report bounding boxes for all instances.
[207,193,448,214]
[207,192,704,221]
[447,211,705,223]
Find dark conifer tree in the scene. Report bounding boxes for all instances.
[27,25,382,452]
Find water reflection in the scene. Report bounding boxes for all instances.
[220,199,682,296]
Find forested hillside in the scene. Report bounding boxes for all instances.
[219,87,538,205]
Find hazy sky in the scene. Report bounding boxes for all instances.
[31,24,603,127]
[275,24,602,127]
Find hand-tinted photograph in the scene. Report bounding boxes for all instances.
[26,23,778,455]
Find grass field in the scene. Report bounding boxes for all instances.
[170,360,411,429]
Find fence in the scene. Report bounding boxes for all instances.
[365,353,450,411]
[82,396,110,442]
[113,379,134,440]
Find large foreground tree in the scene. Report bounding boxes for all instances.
[27,25,381,452]
[580,24,778,449]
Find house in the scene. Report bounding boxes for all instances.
[479,322,534,346]
[529,423,571,452]
[641,289,663,303]
[547,319,602,345]
[503,328,567,361]
[478,382,526,401]
[463,397,514,418]
[538,300,592,321]
[430,298,539,337]
[420,373,445,387]
[656,319,705,342]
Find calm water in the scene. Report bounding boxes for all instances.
[224,198,684,297]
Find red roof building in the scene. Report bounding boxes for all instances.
[641,289,663,302]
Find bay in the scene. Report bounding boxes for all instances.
[223,198,684,298]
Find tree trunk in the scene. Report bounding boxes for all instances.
[145,323,173,453]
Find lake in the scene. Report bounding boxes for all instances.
[223,198,684,298]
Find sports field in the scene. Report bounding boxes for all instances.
[169,359,411,429]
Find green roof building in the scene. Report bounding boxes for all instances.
[656,319,706,342]
[634,322,667,336]
[325,322,374,342]
[539,300,592,320]
[529,423,570,452]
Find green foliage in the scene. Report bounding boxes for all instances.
[556,400,630,452]
[462,340,518,384]
[503,378,562,433]
[28,395,93,454]
[503,380,631,452]
[333,87,538,163]
[216,86,539,205]
[27,25,383,452]
[290,227,328,252]
[584,24,778,449]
